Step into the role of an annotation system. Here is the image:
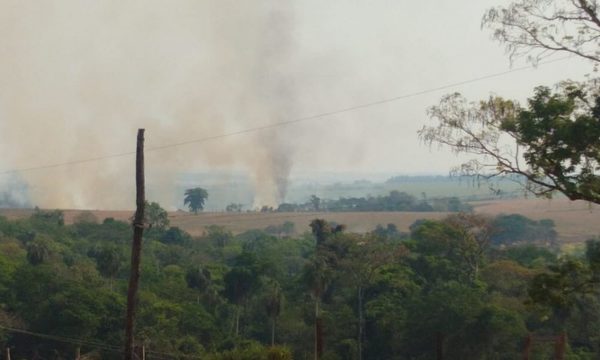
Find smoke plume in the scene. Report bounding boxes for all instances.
[0,175,31,209]
[0,1,300,209]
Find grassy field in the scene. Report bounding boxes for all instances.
[1,197,598,242]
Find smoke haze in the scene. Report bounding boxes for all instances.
[0,1,303,209]
[0,1,591,210]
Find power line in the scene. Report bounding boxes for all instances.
[0,324,205,359]
[0,55,572,176]
[0,324,121,352]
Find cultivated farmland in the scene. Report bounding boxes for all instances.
[2,197,598,242]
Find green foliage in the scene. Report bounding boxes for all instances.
[88,244,124,288]
[224,252,263,306]
[206,225,234,249]
[264,221,295,238]
[186,266,212,293]
[492,214,557,245]
[226,203,244,212]
[25,236,53,265]
[161,226,192,245]
[31,207,64,226]
[275,191,471,212]
[185,187,209,213]
[145,201,170,230]
[503,244,556,268]
[1,209,599,358]
[423,81,600,204]
[209,342,292,360]
[73,210,98,225]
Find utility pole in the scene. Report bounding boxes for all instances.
[124,129,146,360]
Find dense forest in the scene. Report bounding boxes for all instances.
[0,206,597,359]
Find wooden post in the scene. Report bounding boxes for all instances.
[523,334,532,360]
[554,332,566,360]
[124,129,146,360]
[4,347,10,360]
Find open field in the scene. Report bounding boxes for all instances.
[1,197,599,242]
[168,211,450,236]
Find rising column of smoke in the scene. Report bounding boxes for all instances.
[0,175,31,209]
[251,2,297,207]
[0,1,300,210]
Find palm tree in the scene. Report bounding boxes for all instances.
[184,187,208,214]
[92,245,123,291]
[186,266,212,304]
[302,256,330,360]
[264,281,283,346]
[26,237,51,265]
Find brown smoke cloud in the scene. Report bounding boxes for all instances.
[0,0,301,209]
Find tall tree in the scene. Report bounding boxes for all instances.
[26,237,51,265]
[89,245,123,291]
[338,235,406,360]
[186,266,212,304]
[223,252,262,337]
[144,201,170,230]
[305,219,344,360]
[264,280,283,346]
[420,81,600,204]
[301,256,330,360]
[184,187,208,214]
[310,195,321,211]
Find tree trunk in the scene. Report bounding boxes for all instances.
[357,286,364,360]
[436,332,444,360]
[315,299,323,360]
[235,305,241,337]
[554,332,566,360]
[124,129,145,360]
[314,299,319,360]
[271,317,276,346]
[4,347,11,360]
[523,334,532,360]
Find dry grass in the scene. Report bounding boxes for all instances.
[168,211,450,236]
[1,197,598,242]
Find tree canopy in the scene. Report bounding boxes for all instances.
[420,80,600,204]
[184,187,209,214]
[483,0,600,64]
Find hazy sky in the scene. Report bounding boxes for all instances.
[0,0,592,208]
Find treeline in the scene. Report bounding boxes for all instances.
[270,191,472,213]
[0,207,597,359]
